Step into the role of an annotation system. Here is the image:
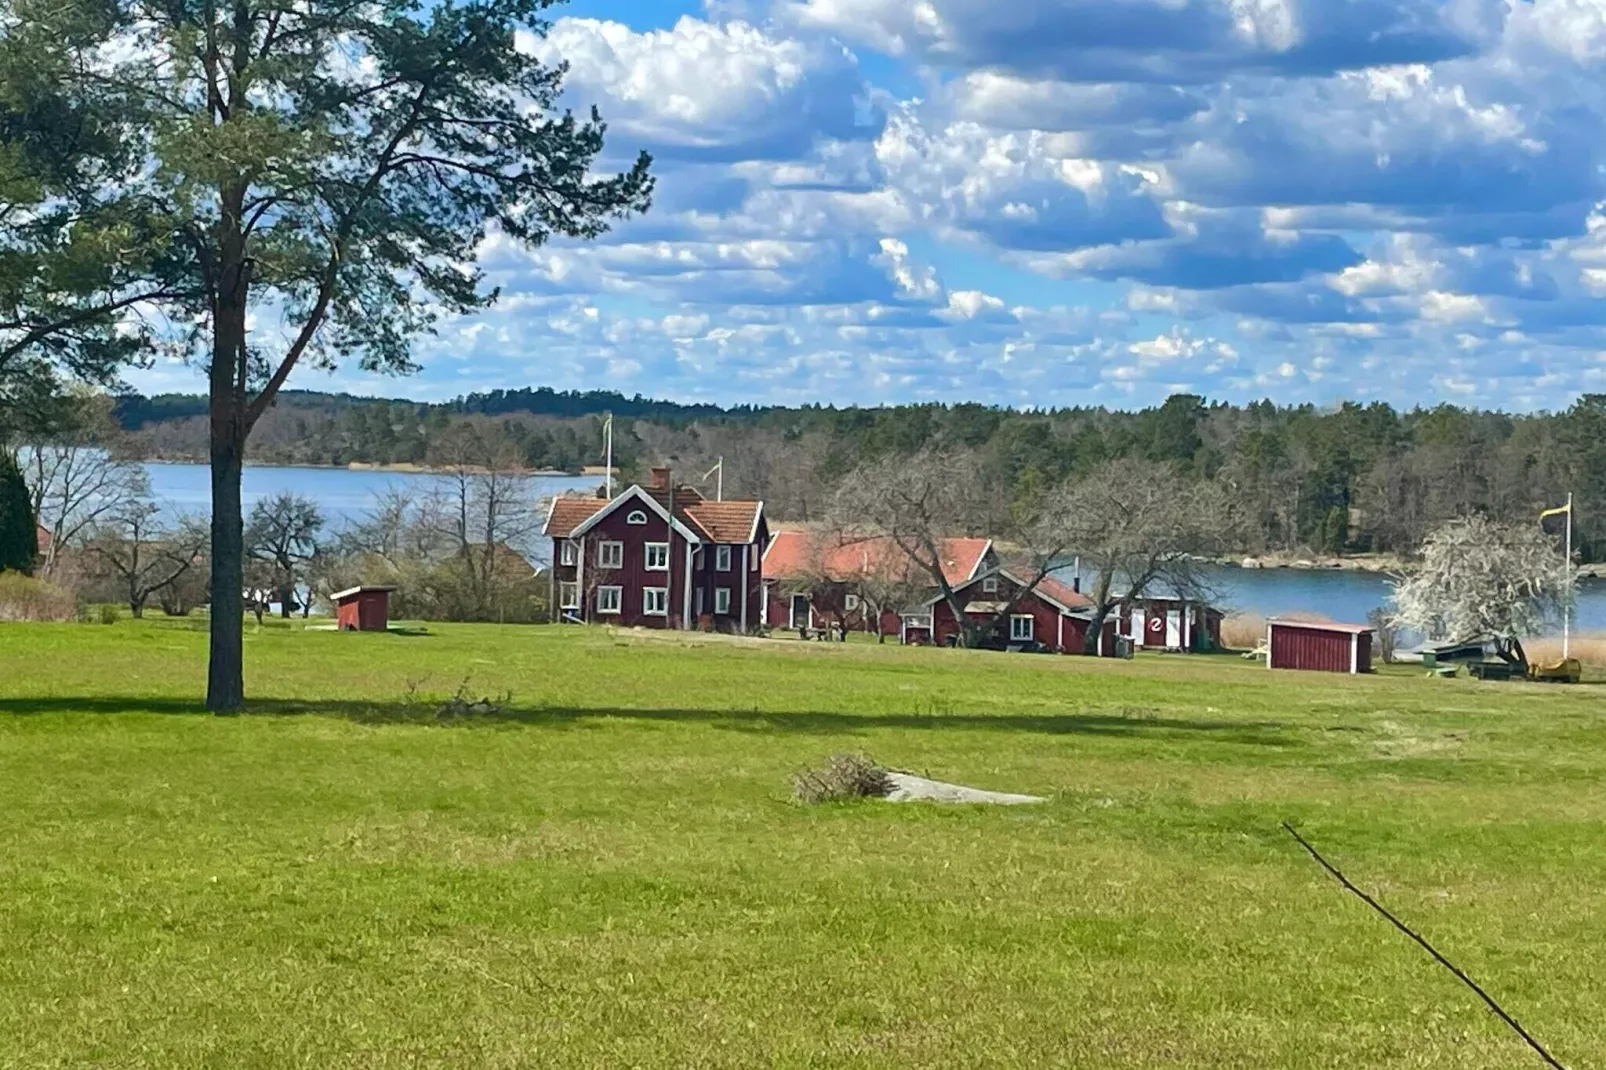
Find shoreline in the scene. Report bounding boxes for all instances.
[138,458,584,478]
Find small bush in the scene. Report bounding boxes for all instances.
[793,753,892,803]
[98,604,121,626]
[0,573,75,622]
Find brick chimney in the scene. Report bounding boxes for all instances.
[649,466,671,491]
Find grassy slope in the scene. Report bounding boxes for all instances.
[1,620,1603,1069]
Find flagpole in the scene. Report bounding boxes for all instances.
[717,456,723,502]
[604,413,613,499]
[1565,491,1573,660]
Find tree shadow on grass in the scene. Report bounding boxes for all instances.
[0,696,1297,747]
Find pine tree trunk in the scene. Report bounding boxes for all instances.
[207,256,248,713]
[208,433,245,711]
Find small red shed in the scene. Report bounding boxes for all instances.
[332,585,398,632]
[1267,619,1374,674]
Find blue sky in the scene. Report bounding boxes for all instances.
[137,0,1606,410]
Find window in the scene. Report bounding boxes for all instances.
[714,587,731,614]
[597,541,624,569]
[596,586,622,615]
[644,542,670,571]
[559,582,580,609]
[715,545,732,571]
[982,575,1000,594]
[904,614,932,630]
[643,587,669,616]
[559,540,578,566]
[1010,615,1035,642]
[626,510,648,525]
[751,546,760,572]
[844,594,861,612]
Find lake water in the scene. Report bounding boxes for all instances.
[142,462,1606,632]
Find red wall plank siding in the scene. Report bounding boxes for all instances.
[1269,623,1370,674]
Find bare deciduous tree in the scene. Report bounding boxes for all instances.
[831,449,1078,647]
[87,504,210,618]
[19,394,149,576]
[245,493,326,618]
[427,425,544,620]
[1390,515,1575,642]
[1060,461,1234,654]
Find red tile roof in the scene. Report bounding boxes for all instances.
[35,524,51,554]
[1032,574,1094,612]
[764,531,992,587]
[545,486,762,544]
[683,500,762,544]
[544,496,608,538]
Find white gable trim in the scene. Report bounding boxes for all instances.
[541,495,560,537]
[967,540,996,580]
[748,501,766,544]
[917,565,1081,615]
[568,484,703,543]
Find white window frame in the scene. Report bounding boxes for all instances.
[982,575,1000,594]
[1010,614,1035,642]
[844,593,861,612]
[626,510,648,525]
[751,546,760,572]
[596,586,622,615]
[597,541,624,569]
[715,545,732,571]
[559,540,578,566]
[714,587,731,614]
[644,542,670,571]
[643,586,669,616]
[559,582,580,609]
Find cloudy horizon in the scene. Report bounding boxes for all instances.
[130,0,1606,413]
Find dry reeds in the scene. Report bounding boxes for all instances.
[1526,633,1606,669]
[792,753,892,803]
[1220,611,1337,650]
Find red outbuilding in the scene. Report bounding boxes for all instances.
[1267,619,1374,674]
[905,567,1122,656]
[332,585,398,632]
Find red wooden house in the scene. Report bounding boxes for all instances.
[904,567,1121,656]
[1118,596,1225,653]
[543,468,767,632]
[332,585,398,631]
[761,532,995,634]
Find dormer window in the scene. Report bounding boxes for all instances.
[626,510,648,525]
[982,575,1000,594]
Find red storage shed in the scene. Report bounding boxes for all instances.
[1267,619,1374,674]
[332,585,398,632]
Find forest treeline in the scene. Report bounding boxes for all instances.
[113,389,1606,562]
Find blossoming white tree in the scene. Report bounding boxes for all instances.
[1390,515,1576,643]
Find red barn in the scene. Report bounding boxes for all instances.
[543,468,767,632]
[1267,619,1374,674]
[332,585,397,632]
[761,531,995,635]
[906,567,1121,655]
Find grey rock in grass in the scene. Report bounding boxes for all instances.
[881,772,1045,805]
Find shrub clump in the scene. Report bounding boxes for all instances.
[793,753,893,803]
[0,573,74,622]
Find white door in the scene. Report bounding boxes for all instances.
[1131,609,1146,646]
[1166,609,1182,649]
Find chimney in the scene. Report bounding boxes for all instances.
[649,466,671,491]
[1073,555,1082,594]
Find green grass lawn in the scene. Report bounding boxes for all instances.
[2,619,1604,1069]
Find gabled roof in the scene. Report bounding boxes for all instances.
[920,566,1093,613]
[566,483,705,543]
[544,495,609,538]
[683,500,764,544]
[1268,618,1374,635]
[763,532,992,587]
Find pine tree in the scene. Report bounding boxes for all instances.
[0,451,37,573]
